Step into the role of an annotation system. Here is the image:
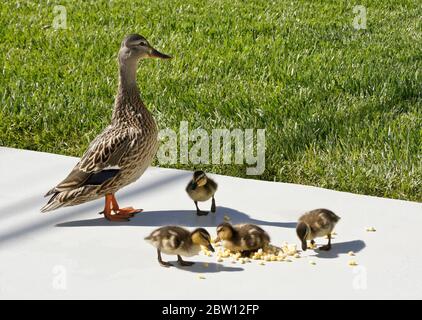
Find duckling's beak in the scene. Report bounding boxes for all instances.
[149,48,172,59]
[301,240,307,251]
[215,236,220,242]
[207,244,215,252]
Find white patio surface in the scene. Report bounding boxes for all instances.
[0,147,421,299]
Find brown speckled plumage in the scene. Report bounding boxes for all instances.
[41,34,165,213]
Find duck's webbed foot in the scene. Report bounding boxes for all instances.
[177,255,195,267]
[158,249,173,268]
[319,234,332,251]
[195,201,209,216]
[102,194,143,221]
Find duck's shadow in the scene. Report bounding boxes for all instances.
[56,206,296,229]
[310,240,366,259]
[171,262,244,273]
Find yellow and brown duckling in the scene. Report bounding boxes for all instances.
[216,222,270,257]
[296,208,341,251]
[185,170,218,216]
[145,226,214,267]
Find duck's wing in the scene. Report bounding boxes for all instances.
[45,129,132,196]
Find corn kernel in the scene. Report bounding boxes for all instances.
[348,251,355,256]
[348,260,358,266]
[217,257,223,262]
[294,253,300,259]
[309,260,316,265]
[257,248,263,254]
[202,263,209,268]
[198,275,206,280]
[224,215,231,221]
[276,257,284,262]
[259,262,265,266]
[366,227,376,232]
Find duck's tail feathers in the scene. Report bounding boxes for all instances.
[44,187,57,197]
[40,193,64,213]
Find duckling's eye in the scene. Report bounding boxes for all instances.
[139,41,147,47]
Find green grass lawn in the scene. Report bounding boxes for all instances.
[0,0,421,201]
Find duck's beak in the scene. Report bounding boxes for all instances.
[149,48,172,59]
[207,244,215,252]
[301,240,307,251]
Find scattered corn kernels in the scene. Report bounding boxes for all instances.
[348,260,358,266]
[308,242,317,249]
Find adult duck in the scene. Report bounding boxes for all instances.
[41,34,171,221]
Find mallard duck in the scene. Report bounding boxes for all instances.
[216,222,270,256]
[41,34,171,221]
[185,170,218,216]
[296,208,341,251]
[145,226,214,267]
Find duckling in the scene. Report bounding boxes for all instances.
[216,222,270,256]
[296,208,341,251]
[185,170,218,216]
[145,226,214,267]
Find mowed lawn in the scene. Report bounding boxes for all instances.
[0,0,421,201]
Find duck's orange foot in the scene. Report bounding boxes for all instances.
[116,207,143,217]
[102,194,143,222]
[104,208,143,221]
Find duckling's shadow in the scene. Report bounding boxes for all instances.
[171,262,244,273]
[309,240,366,259]
[56,206,296,229]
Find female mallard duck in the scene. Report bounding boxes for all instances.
[216,222,270,256]
[41,34,171,221]
[296,208,341,251]
[185,170,218,216]
[145,226,214,267]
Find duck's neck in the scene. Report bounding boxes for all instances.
[112,59,151,126]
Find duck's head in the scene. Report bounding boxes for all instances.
[191,228,214,252]
[215,222,234,242]
[118,34,171,64]
[190,170,207,189]
[296,222,310,251]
